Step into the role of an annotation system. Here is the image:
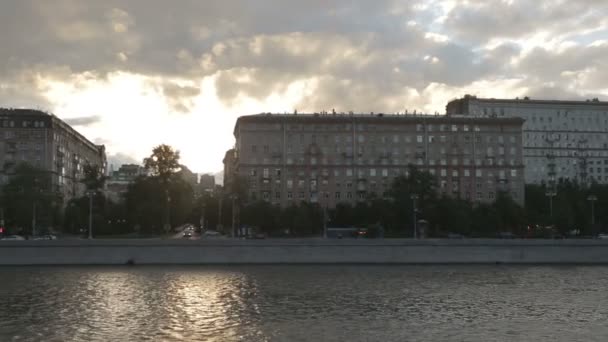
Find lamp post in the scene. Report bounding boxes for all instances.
[231,194,238,238]
[587,194,598,226]
[86,190,96,239]
[323,205,328,238]
[545,190,557,220]
[411,194,419,239]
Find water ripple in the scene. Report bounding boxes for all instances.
[1,265,608,341]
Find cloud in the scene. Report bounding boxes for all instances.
[106,152,140,170]
[64,115,102,127]
[1,0,607,172]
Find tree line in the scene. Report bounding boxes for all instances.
[1,144,606,238]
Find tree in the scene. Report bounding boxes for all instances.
[388,165,437,236]
[82,163,106,192]
[2,163,62,235]
[143,144,181,231]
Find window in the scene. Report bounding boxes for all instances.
[451,125,458,132]
[441,169,447,177]
[346,169,353,176]
[417,135,423,143]
[370,169,376,177]
[263,168,269,178]
[287,192,293,199]
[464,125,469,131]
[299,192,305,199]
[382,169,388,177]
[452,170,459,177]
[335,192,341,199]
[511,169,517,177]
[464,169,470,177]
[476,169,482,177]
[347,192,353,199]
[275,192,281,199]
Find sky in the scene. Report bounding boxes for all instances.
[1,0,607,175]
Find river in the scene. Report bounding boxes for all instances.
[1,265,607,341]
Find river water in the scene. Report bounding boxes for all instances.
[1,265,608,341]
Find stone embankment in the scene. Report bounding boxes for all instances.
[1,239,608,265]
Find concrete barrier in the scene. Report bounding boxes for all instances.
[2,239,608,265]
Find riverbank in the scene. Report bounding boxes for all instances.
[2,238,608,265]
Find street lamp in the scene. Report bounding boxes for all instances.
[587,194,598,226]
[545,190,557,220]
[86,190,96,239]
[411,194,419,239]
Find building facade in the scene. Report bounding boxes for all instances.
[447,95,608,185]
[231,113,525,207]
[199,174,216,194]
[0,108,106,201]
[105,164,146,202]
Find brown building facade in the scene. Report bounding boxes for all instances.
[231,113,525,207]
[0,108,106,202]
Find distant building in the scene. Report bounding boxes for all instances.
[231,112,525,207]
[223,148,237,194]
[105,164,146,202]
[447,95,608,185]
[0,108,106,202]
[199,173,216,193]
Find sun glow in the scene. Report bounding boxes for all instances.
[38,71,308,174]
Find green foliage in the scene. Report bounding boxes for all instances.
[124,174,194,234]
[143,144,181,183]
[81,163,106,192]
[1,163,62,233]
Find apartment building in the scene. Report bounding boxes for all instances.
[229,113,525,207]
[447,95,608,185]
[0,108,106,201]
[106,164,146,202]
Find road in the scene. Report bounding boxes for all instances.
[170,224,201,240]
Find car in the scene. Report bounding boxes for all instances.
[33,235,57,240]
[203,230,221,236]
[1,235,25,241]
[597,234,608,239]
[183,231,193,238]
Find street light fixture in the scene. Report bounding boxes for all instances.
[411,194,419,239]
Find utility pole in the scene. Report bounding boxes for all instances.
[217,194,223,233]
[32,202,37,237]
[588,195,598,234]
[323,205,328,238]
[231,195,237,238]
[87,190,95,239]
[545,190,556,221]
[411,194,419,239]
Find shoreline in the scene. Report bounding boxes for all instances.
[3,239,608,265]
